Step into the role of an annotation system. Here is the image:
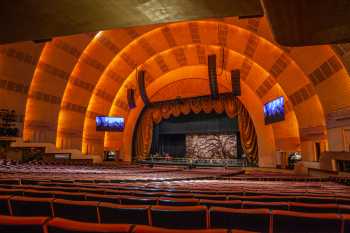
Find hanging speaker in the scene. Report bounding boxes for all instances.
[231,69,241,96]
[208,54,218,99]
[137,70,150,106]
[127,88,136,109]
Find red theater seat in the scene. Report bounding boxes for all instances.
[85,194,121,204]
[10,196,54,217]
[46,217,131,233]
[209,207,270,233]
[133,225,257,233]
[99,202,150,225]
[53,199,99,222]
[151,205,207,229]
[158,197,199,206]
[194,194,227,200]
[119,196,158,205]
[200,199,242,209]
[23,189,55,198]
[288,202,338,213]
[0,215,48,233]
[344,214,350,233]
[338,204,350,214]
[272,210,341,233]
[295,196,336,204]
[53,191,86,201]
[0,195,10,215]
[242,201,289,210]
[0,188,23,196]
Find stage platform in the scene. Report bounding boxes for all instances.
[138,157,254,168]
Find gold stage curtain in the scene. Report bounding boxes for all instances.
[237,103,259,165]
[134,110,153,160]
[134,95,259,164]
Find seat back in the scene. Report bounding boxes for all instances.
[338,205,350,214]
[194,194,227,200]
[10,196,53,217]
[272,210,341,233]
[85,194,120,204]
[46,217,131,233]
[0,195,10,215]
[244,195,295,203]
[242,201,289,210]
[0,188,23,196]
[23,190,54,198]
[99,202,150,225]
[344,214,350,233]
[336,197,350,205]
[133,225,229,233]
[199,199,242,209]
[158,197,199,206]
[0,215,47,233]
[161,193,194,199]
[53,199,98,222]
[151,205,207,229]
[53,192,86,201]
[120,196,158,205]
[289,202,338,213]
[210,207,270,233]
[295,196,336,204]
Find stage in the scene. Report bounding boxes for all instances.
[138,156,253,167]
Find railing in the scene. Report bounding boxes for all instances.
[138,156,254,167]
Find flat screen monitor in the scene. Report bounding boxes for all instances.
[264,96,285,124]
[96,116,124,131]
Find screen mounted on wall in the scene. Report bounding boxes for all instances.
[96,116,124,132]
[264,96,285,125]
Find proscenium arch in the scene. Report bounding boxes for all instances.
[120,71,277,167]
[83,44,299,152]
[21,17,350,158]
[80,25,323,155]
[105,54,301,152]
[49,18,340,157]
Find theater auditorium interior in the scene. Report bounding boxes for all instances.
[1,0,350,232]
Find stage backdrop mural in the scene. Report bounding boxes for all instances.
[186,134,237,159]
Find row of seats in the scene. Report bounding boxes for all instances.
[0,216,256,233]
[3,181,350,199]
[1,186,350,207]
[1,193,350,215]
[1,203,350,233]
[331,176,350,186]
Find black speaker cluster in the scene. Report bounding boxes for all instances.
[207,54,241,97]
[0,109,19,137]
[208,54,219,99]
[231,69,241,96]
[137,70,150,106]
[127,70,152,109]
[127,88,136,109]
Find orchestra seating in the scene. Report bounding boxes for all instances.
[0,161,350,232]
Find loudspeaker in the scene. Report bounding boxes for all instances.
[127,88,136,109]
[137,70,150,106]
[231,69,241,96]
[208,54,218,99]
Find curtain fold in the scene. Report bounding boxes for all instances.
[134,95,259,165]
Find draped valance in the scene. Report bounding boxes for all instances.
[135,95,258,165]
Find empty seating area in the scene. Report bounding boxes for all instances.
[0,164,349,232]
[0,160,245,182]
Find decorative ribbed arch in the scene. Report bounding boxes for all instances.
[23,35,92,143]
[19,18,347,157]
[81,44,299,155]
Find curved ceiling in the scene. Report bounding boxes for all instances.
[8,16,348,157]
